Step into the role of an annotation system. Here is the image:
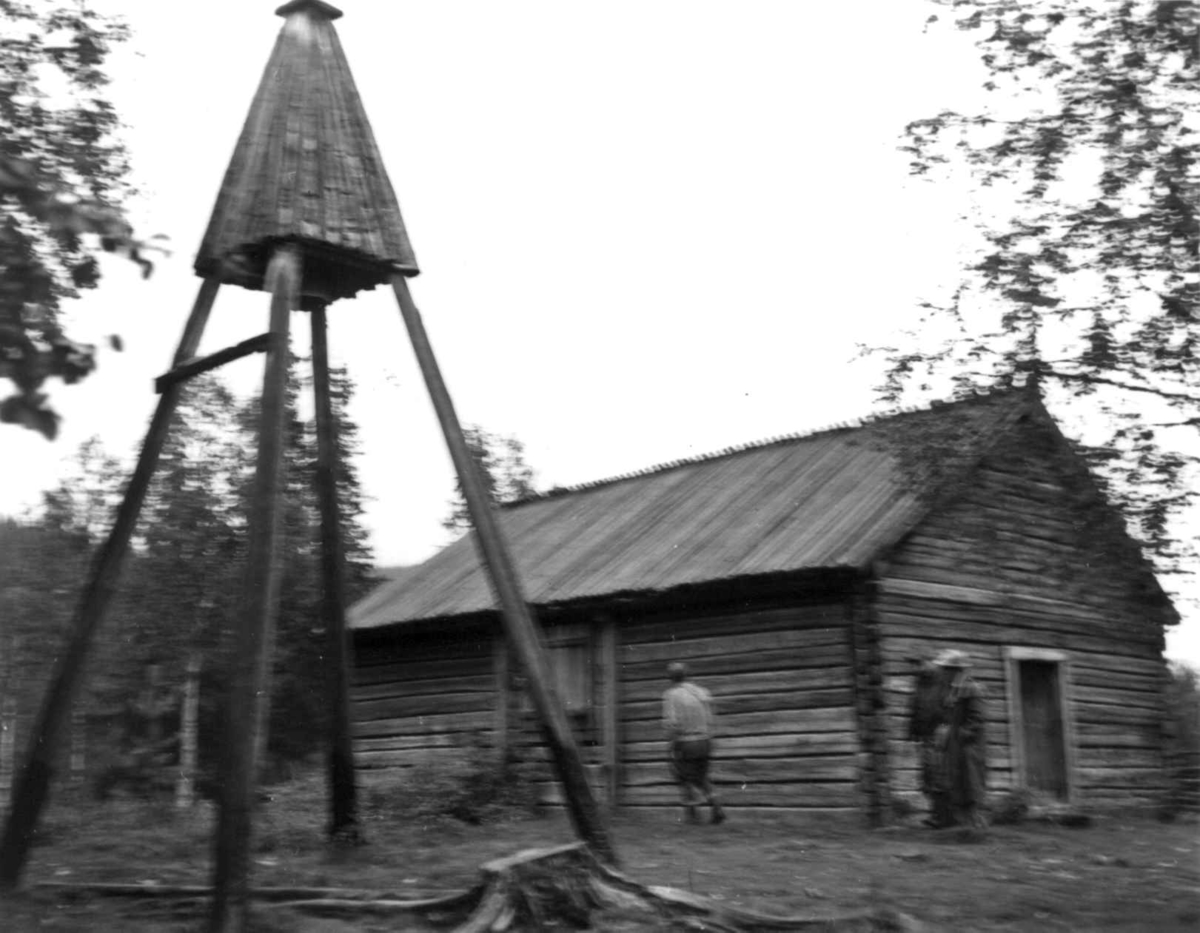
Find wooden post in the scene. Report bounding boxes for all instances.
[493,633,510,767]
[0,635,15,813]
[597,617,619,808]
[176,655,201,810]
[0,276,221,890]
[69,708,85,786]
[309,304,361,841]
[209,248,297,933]
[849,578,891,827]
[391,276,616,865]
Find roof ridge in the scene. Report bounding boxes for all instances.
[507,385,1027,507]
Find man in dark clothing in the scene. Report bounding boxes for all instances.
[662,662,725,825]
[932,649,988,829]
[908,658,947,825]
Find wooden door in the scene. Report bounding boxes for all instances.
[1018,659,1068,799]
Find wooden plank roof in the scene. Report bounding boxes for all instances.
[194,0,418,300]
[350,389,1040,631]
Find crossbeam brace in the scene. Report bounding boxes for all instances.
[155,334,272,393]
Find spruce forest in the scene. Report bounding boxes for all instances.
[0,362,375,800]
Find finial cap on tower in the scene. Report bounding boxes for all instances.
[276,0,343,20]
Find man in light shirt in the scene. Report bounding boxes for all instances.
[662,662,726,824]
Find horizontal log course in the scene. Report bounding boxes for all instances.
[1074,747,1164,770]
[355,747,470,770]
[880,634,1164,673]
[621,688,853,724]
[888,542,1066,583]
[621,732,860,763]
[618,604,846,645]
[1075,767,1169,788]
[352,711,491,740]
[1070,684,1163,711]
[885,532,1040,567]
[1073,701,1164,727]
[619,642,851,680]
[621,755,856,787]
[877,571,1152,626]
[887,744,1014,775]
[891,767,1016,793]
[353,654,492,687]
[893,524,1129,576]
[622,782,859,807]
[1072,670,1165,696]
[1075,792,1169,811]
[878,613,1158,659]
[352,734,465,753]
[884,701,1016,737]
[619,628,848,666]
[622,667,849,704]
[1074,723,1162,747]
[906,556,1139,605]
[883,661,1006,691]
[352,674,496,703]
[882,680,1009,714]
[621,709,856,744]
[352,691,496,722]
[880,652,1167,691]
[875,590,1162,647]
[946,498,1155,578]
[887,738,1013,764]
[354,634,494,667]
[923,502,1086,544]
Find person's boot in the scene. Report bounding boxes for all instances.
[685,804,700,824]
[710,800,726,825]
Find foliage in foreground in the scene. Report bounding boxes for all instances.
[874,0,1198,585]
[0,2,165,439]
[363,745,540,828]
[1167,661,1200,756]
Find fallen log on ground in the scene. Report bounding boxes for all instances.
[30,843,922,931]
[31,881,463,903]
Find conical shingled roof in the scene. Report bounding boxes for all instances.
[194,0,419,302]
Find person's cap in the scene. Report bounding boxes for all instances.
[667,662,688,680]
[932,648,969,668]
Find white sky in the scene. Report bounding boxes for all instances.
[3,1,1197,666]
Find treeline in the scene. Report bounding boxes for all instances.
[0,360,375,801]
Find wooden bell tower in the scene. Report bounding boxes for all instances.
[0,3,614,930]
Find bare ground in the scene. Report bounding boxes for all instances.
[1,780,1197,931]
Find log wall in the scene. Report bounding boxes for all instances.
[877,414,1172,812]
[350,626,498,781]
[614,600,861,813]
[350,593,900,817]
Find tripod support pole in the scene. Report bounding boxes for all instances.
[0,277,222,889]
[391,275,616,865]
[209,247,298,933]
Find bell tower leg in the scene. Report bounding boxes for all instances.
[309,303,361,842]
[0,276,222,889]
[209,247,298,933]
[391,275,616,865]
